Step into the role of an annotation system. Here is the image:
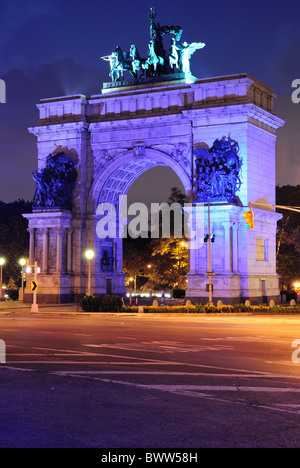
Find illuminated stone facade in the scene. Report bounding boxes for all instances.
[24,74,284,304]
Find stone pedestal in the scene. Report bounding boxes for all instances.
[23,211,73,303]
[185,204,281,304]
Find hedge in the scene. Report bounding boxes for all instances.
[122,304,300,314]
[80,294,123,312]
[79,297,300,314]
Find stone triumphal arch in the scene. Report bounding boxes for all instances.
[23,9,284,304]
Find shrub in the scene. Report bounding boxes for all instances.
[7,289,19,301]
[99,294,123,312]
[173,289,186,299]
[80,294,123,312]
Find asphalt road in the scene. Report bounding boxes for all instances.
[0,312,300,448]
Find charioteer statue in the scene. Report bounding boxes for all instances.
[101,7,205,82]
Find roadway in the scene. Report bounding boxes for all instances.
[0,312,300,448]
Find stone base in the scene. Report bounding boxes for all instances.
[186,273,281,305]
[102,73,197,94]
[24,273,73,304]
[185,295,281,306]
[24,293,73,304]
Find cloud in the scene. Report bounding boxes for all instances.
[0,56,104,202]
[264,21,300,96]
[0,0,58,46]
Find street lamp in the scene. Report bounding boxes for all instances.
[176,241,187,289]
[129,276,137,294]
[19,258,26,300]
[85,249,95,296]
[0,258,5,300]
[294,282,300,298]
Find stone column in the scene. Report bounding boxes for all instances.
[232,223,239,275]
[41,228,49,273]
[67,229,73,274]
[28,228,35,265]
[56,228,64,273]
[115,239,123,274]
[183,205,205,275]
[224,222,232,274]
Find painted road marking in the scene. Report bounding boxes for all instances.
[51,371,283,378]
[83,342,234,353]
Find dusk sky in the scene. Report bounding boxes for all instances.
[0,0,299,203]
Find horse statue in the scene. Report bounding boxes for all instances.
[129,44,147,78]
[102,46,135,81]
[145,40,164,75]
[113,46,135,79]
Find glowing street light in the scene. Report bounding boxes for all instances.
[294,282,300,296]
[0,258,5,300]
[129,276,137,294]
[176,241,187,290]
[19,258,27,300]
[85,249,95,296]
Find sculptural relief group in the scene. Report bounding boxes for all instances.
[101,7,205,82]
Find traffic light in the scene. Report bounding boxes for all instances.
[243,208,254,229]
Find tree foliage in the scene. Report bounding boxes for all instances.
[276,185,300,291]
[123,187,189,291]
[0,200,32,286]
[142,237,189,290]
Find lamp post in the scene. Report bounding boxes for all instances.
[0,258,5,300]
[85,249,95,296]
[129,276,137,294]
[176,241,187,290]
[19,258,26,300]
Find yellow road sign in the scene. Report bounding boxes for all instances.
[31,281,38,292]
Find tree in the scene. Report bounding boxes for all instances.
[123,237,152,291]
[142,237,189,291]
[276,185,300,291]
[0,200,32,286]
[122,186,190,292]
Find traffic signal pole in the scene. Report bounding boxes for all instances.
[206,204,214,305]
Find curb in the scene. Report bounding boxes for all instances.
[1,310,300,318]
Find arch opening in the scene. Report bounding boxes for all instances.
[92,148,192,298]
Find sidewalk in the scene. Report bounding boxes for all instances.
[0,300,83,315]
[1,300,300,320]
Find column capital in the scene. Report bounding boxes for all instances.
[54,227,65,235]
